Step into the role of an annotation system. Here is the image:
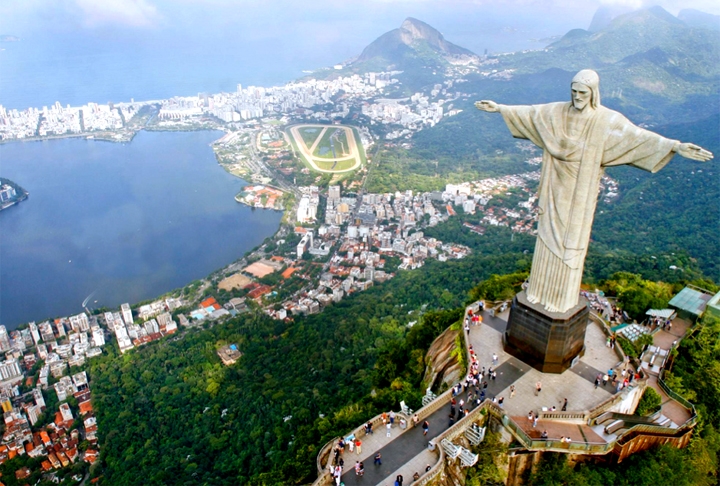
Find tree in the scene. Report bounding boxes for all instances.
[635,387,662,416]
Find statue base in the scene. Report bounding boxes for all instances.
[504,290,587,374]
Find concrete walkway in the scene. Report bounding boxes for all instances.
[465,309,616,420]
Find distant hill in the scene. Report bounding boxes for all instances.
[342,18,478,90]
[587,5,634,32]
[500,6,720,118]
[678,8,720,31]
[356,17,476,64]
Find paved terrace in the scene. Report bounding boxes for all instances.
[317,304,695,486]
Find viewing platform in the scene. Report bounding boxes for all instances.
[313,299,697,486]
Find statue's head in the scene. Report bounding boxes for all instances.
[571,69,600,111]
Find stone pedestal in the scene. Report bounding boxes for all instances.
[504,291,588,373]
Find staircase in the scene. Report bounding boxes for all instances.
[441,439,461,459]
[441,438,479,467]
[459,448,479,467]
[465,424,486,446]
[422,388,437,407]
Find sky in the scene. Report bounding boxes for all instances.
[1,0,718,109]
[2,0,718,45]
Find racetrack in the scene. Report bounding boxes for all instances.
[288,124,363,173]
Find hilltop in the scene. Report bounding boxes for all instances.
[337,17,479,90]
[355,17,476,65]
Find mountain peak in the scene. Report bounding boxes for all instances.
[355,18,475,65]
[399,17,442,42]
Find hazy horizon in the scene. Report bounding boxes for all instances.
[2,0,718,111]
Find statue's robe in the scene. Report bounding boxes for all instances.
[500,102,677,313]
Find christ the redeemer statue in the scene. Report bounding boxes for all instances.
[476,69,713,314]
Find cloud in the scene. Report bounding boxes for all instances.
[73,0,161,28]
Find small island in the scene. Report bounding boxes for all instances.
[0,177,28,211]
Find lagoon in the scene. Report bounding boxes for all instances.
[0,130,282,328]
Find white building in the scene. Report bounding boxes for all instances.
[121,303,134,326]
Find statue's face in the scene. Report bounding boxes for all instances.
[571,83,592,111]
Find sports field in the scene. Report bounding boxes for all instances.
[288,124,364,173]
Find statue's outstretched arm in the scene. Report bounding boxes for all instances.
[475,100,500,113]
[673,142,714,162]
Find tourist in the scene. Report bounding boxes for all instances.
[492,370,497,381]
[492,353,498,364]
[498,396,504,408]
[354,461,361,476]
[594,375,601,389]
[395,474,404,486]
[562,398,568,411]
[533,414,538,428]
[422,420,430,436]
[527,411,534,423]
[536,381,542,395]
[366,421,373,434]
[413,471,421,481]
[389,410,395,427]
[386,422,392,437]
[374,453,382,466]
[541,430,548,439]
[425,464,432,472]
[355,438,362,454]
[382,412,388,425]
[412,413,419,427]
[358,462,364,476]
[348,439,354,453]
[510,385,515,398]
[448,415,455,427]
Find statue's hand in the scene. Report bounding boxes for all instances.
[676,142,714,162]
[475,100,499,113]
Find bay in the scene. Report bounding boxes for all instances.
[0,130,282,328]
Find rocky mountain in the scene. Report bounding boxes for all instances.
[344,17,478,87]
[356,17,476,64]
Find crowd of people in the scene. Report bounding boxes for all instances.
[329,435,365,485]
[594,367,638,393]
[582,290,629,325]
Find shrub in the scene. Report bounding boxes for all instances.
[636,387,662,416]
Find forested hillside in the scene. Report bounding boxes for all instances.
[89,237,530,485]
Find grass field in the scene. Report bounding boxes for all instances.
[312,128,349,159]
[299,127,320,149]
[314,158,357,171]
